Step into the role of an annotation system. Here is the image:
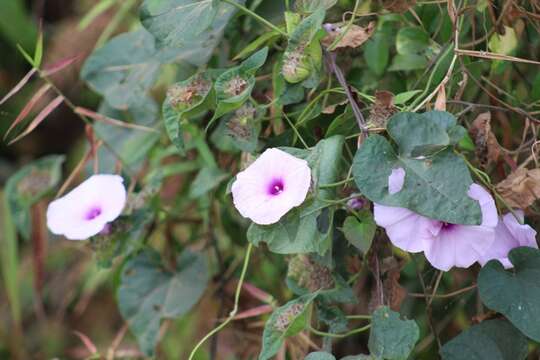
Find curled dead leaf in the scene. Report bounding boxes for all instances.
[367,90,397,128]
[322,22,376,50]
[495,168,540,209]
[469,112,501,167]
[434,85,446,111]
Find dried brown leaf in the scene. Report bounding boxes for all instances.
[322,22,376,49]
[495,168,540,209]
[434,85,446,111]
[367,90,397,128]
[383,267,407,312]
[0,68,37,106]
[382,0,417,13]
[469,112,501,167]
[4,83,51,140]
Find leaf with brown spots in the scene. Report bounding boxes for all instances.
[495,168,540,209]
[469,112,500,167]
[322,22,376,49]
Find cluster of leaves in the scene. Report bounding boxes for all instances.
[3,0,540,359]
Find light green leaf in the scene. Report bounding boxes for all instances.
[5,155,65,239]
[342,212,375,255]
[368,306,419,360]
[247,136,344,255]
[440,319,528,360]
[393,90,422,105]
[305,352,336,360]
[396,27,430,55]
[189,167,229,198]
[140,0,243,65]
[81,30,160,110]
[259,293,319,360]
[118,249,209,356]
[388,54,428,71]
[296,0,337,12]
[478,247,540,342]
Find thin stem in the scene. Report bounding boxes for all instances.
[309,324,371,338]
[283,112,309,148]
[319,177,353,188]
[409,284,477,299]
[188,243,254,360]
[222,0,287,36]
[346,315,372,320]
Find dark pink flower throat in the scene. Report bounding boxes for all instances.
[85,206,102,220]
[268,179,285,196]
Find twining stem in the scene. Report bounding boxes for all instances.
[309,323,371,338]
[188,243,254,360]
[222,0,288,37]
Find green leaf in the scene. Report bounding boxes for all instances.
[393,90,422,105]
[388,54,428,71]
[188,166,229,198]
[5,155,65,239]
[212,48,268,124]
[387,112,450,157]
[353,134,482,225]
[118,248,209,356]
[305,352,336,360]
[247,136,344,255]
[234,31,280,60]
[33,30,43,68]
[0,0,38,50]
[259,293,319,360]
[364,32,389,76]
[94,99,160,172]
[478,247,540,342]
[342,212,375,255]
[140,0,242,65]
[81,30,160,110]
[368,306,419,360]
[396,27,430,55]
[296,0,337,12]
[440,319,528,360]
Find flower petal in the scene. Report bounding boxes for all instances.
[374,204,431,253]
[424,224,495,271]
[467,184,497,227]
[388,167,405,195]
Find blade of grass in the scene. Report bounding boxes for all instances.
[0,68,37,106]
[4,83,51,140]
[42,55,80,77]
[8,95,64,145]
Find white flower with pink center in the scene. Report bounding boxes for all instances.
[47,174,127,240]
[231,148,311,225]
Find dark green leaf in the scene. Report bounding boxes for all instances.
[6,155,65,239]
[259,293,318,360]
[296,0,337,12]
[388,54,428,71]
[364,32,389,76]
[368,306,419,360]
[478,247,540,342]
[440,319,528,360]
[118,249,209,356]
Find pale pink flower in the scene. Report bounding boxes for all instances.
[231,148,311,225]
[388,167,405,194]
[374,179,498,271]
[47,174,127,240]
[478,211,538,268]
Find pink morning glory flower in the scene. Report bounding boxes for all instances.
[231,148,311,225]
[478,211,538,269]
[374,167,498,271]
[47,174,127,240]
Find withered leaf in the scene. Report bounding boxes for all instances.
[495,168,540,209]
[383,266,407,312]
[382,0,417,13]
[469,112,500,167]
[322,22,376,49]
[367,90,397,128]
